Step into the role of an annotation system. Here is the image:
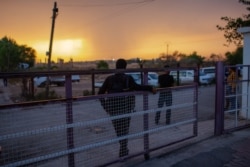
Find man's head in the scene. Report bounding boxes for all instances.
[164,65,170,74]
[116,59,127,69]
[229,66,236,73]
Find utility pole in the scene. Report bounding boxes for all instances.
[46,1,58,97]
[48,1,58,70]
[166,43,169,57]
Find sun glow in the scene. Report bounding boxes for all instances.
[32,39,87,62]
[54,39,82,55]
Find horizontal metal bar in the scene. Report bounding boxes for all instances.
[0,102,195,140]
[3,118,196,167]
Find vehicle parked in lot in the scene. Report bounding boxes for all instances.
[71,75,80,82]
[126,72,159,87]
[200,67,215,79]
[94,81,103,88]
[148,72,159,86]
[94,72,159,88]
[170,70,213,85]
[199,71,214,85]
[34,75,80,87]
[170,70,194,85]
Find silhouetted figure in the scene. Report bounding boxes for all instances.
[155,65,174,125]
[3,78,7,87]
[98,59,156,158]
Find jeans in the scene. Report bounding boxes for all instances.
[226,85,236,110]
[155,91,172,124]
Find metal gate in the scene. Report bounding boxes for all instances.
[0,69,198,167]
[215,62,250,135]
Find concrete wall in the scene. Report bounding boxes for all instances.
[238,27,250,119]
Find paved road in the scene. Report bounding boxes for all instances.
[133,127,250,167]
[198,85,215,121]
[0,79,12,104]
[2,82,250,167]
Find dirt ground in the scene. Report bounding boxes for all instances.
[2,61,149,103]
[5,74,108,103]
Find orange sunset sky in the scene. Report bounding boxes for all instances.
[0,0,247,62]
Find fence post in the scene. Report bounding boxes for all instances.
[193,68,199,136]
[91,72,95,95]
[65,74,75,167]
[176,63,180,86]
[214,62,225,135]
[143,72,150,160]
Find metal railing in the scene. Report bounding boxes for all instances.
[0,68,199,166]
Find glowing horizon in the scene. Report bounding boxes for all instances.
[30,36,236,63]
[1,0,246,62]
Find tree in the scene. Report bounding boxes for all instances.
[207,53,225,66]
[19,44,36,68]
[0,37,20,71]
[180,52,205,67]
[225,47,243,65]
[96,60,109,69]
[216,0,250,47]
[209,53,224,62]
[158,52,181,67]
[0,36,36,71]
[172,51,187,61]
[0,36,37,98]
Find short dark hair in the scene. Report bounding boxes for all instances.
[230,67,236,71]
[116,59,127,69]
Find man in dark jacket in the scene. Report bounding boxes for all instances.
[155,65,174,125]
[98,58,156,158]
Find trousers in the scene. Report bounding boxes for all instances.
[155,91,172,124]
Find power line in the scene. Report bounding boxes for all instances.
[59,0,155,30]
[60,0,154,8]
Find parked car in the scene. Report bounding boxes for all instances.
[72,75,81,82]
[200,67,215,79]
[94,81,104,88]
[126,72,159,87]
[34,75,80,87]
[199,71,214,85]
[148,72,159,86]
[170,70,213,85]
[94,72,159,88]
[34,76,49,87]
[170,70,194,85]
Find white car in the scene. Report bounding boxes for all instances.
[170,70,213,85]
[126,72,159,87]
[170,70,194,85]
[94,72,159,88]
[94,81,104,88]
[199,71,214,85]
[34,76,48,87]
[200,67,215,79]
[34,75,80,87]
[148,72,159,86]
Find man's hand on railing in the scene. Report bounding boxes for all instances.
[152,87,157,94]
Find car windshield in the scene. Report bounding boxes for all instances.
[128,74,140,80]
[148,73,158,79]
[199,71,206,76]
[204,69,215,74]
